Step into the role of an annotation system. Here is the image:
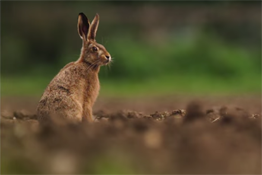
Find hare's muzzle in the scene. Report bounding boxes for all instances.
[105,55,111,62]
[102,54,111,64]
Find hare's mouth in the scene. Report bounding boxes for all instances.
[102,61,110,66]
[101,59,111,65]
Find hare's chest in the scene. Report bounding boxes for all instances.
[90,79,100,104]
[83,75,100,106]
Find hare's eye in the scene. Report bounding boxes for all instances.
[92,47,98,52]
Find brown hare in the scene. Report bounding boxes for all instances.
[37,13,111,124]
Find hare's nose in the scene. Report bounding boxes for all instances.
[105,55,111,61]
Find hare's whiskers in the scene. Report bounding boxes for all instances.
[90,60,100,70]
[108,62,112,71]
[86,60,100,72]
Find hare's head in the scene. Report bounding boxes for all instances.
[78,13,111,66]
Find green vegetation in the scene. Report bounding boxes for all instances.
[1,32,260,97]
[1,2,261,97]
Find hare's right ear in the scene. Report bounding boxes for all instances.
[77,13,90,40]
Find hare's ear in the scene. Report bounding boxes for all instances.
[88,13,99,40]
[77,13,90,40]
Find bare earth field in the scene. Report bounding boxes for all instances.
[1,95,261,174]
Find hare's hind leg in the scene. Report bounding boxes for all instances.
[49,97,83,124]
[59,99,83,123]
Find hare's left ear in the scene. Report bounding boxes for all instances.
[88,13,99,40]
[77,13,90,40]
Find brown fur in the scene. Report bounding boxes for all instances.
[37,13,111,124]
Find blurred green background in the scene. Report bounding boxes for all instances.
[1,1,261,97]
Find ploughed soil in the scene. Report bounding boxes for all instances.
[1,95,261,174]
